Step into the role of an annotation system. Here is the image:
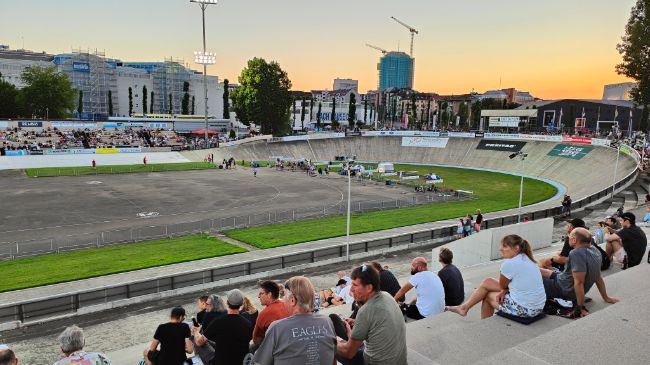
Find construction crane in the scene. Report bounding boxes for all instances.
[365,43,388,55]
[390,16,418,57]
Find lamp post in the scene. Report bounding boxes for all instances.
[191,0,217,149]
[346,159,352,261]
[509,151,528,223]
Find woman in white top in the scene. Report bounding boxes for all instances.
[446,234,546,319]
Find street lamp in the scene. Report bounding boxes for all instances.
[345,159,353,261]
[509,151,528,223]
[191,0,218,149]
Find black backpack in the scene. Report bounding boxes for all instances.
[592,241,611,271]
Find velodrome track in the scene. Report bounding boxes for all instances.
[187,136,638,199]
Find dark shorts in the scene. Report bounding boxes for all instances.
[542,273,571,300]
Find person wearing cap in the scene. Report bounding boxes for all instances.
[0,345,18,365]
[539,218,586,270]
[335,271,351,295]
[605,212,648,268]
[540,227,619,317]
[336,279,354,304]
[253,276,336,365]
[194,289,252,365]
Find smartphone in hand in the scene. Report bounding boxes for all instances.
[192,317,199,327]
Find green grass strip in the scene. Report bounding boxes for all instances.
[224,164,557,249]
[0,234,246,292]
[25,162,216,177]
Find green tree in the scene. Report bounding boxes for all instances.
[300,97,306,130]
[150,91,154,114]
[191,96,195,115]
[229,129,236,139]
[142,86,147,115]
[348,93,356,129]
[17,66,75,118]
[108,90,113,117]
[128,87,133,116]
[440,101,449,125]
[223,79,230,118]
[0,74,19,118]
[316,102,322,128]
[425,99,431,128]
[230,58,292,136]
[78,90,83,115]
[331,98,339,128]
[292,96,297,126]
[410,93,417,128]
[168,93,172,114]
[182,81,190,115]
[458,102,469,127]
[617,0,650,131]
[471,100,482,129]
[308,98,314,125]
[363,98,368,124]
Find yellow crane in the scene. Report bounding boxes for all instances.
[390,16,419,57]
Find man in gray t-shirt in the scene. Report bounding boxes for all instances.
[541,227,618,316]
[337,265,407,365]
[253,276,336,365]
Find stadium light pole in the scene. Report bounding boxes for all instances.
[346,160,352,261]
[191,0,217,149]
[509,151,528,223]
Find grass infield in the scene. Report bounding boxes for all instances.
[224,164,558,249]
[0,234,246,292]
[25,162,215,177]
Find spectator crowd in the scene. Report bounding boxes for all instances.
[0,209,647,365]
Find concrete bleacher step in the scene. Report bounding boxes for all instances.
[405,255,649,365]
[481,264,650,365]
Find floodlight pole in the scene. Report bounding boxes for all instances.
[611,145,620,199]
[191,0,216,149]
[346,161,351,261]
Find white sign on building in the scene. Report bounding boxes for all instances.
[401,137,449,148]
[489,116,520,127]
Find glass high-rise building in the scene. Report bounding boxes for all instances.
[378,51,414,90]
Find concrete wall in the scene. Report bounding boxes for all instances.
[431,218,554,271]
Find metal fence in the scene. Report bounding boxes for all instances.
[0,168,639,327]
[0,192,468,260]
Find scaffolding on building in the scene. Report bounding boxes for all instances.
[60,49,116,118]
[152,57,191,115]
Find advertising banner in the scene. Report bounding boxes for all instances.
[619,144,641,164]
[547,144,593,160]
[488,116,520,127]
[29,150,44,155]
[95,148,120,154]
[401,137,449,148]
[18,121,43,128]
[5,150,28,156]
[483,133,519,140]
[281,135,309,142]
[591,138,611,147]
[562,136,592,145]
[517,134,563,142]
[447,132,475,138]
[309,132,346,140]
[0,121,8,128]
[476,140,526,152]
[51,122,98,129]
[362,130,440,137]
[118,147,142,153]
[73,62,90,72]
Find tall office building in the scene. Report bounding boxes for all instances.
[378,51,414,90]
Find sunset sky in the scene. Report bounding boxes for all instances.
[0,0,638,99]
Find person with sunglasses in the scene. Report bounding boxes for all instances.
[253,276,336,365]
[336,265,407,365]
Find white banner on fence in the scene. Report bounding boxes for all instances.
[51,122,99,129]
[591,138,612,147]
[309,132,346,140]
[483,133,519,139]
[362,130,441,137]
[0,121,8,128]
[447,132,476,138]
[401,137,449,148]
[517,134,563,142]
